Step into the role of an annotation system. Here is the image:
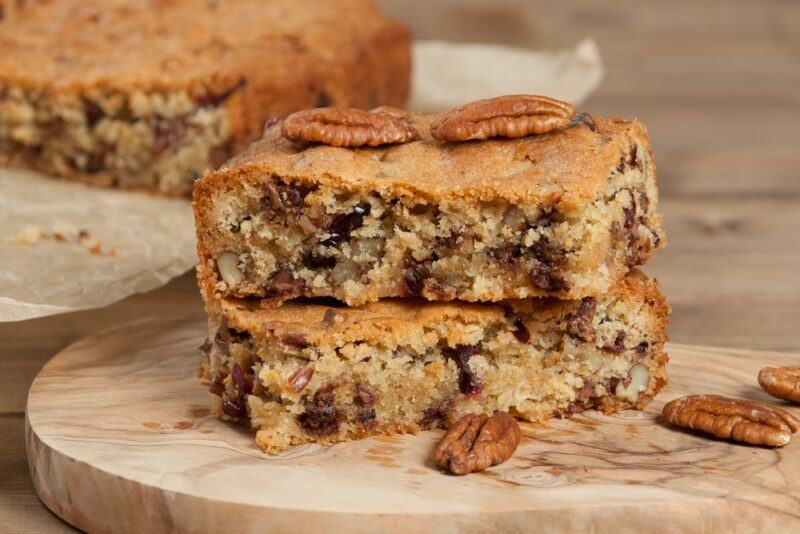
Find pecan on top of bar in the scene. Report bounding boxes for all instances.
[430,94,576,142]
[210,112,646,210]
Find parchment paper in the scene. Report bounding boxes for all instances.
[0,39,602,322]
[0,170,196,321]
[410,39,603,111]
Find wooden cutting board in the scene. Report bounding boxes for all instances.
[25,318,800,532]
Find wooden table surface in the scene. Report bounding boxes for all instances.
[2,1,798,531]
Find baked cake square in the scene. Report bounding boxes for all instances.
[195,111,664,305]
[0,0,410,195]
[198,270,669,453]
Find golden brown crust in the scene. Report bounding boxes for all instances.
[207,269,669,351]
[0,0,411,153]
[197,114,650,210]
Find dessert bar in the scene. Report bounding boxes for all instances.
[195,109,664,305]
[198,270,669,453]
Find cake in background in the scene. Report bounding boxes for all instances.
[0,0,410,196]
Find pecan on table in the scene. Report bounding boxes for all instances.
[662,394,800,447]
[759,366,800,403]
[431,412,521,475]
[281,107,418,147]
[429,94,575,142]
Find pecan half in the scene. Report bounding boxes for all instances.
[662,394,800,447]
[281,107,418,147]
[430,94,575,142]
[431,412,521,475]
[759,366,800,403]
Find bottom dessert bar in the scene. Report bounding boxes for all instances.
[198,270,669,454]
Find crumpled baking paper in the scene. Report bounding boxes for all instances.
[410,39,603,111]
[0,170,196,321]
[0,39,602,322]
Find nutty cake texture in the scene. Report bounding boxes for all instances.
[198,270,669,454]
[0,0,410,195]
[195,111,664,305]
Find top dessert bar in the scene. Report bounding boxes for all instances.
[194,106,665,306]
[0,0,410,195]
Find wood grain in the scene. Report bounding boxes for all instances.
[26,318,800,533]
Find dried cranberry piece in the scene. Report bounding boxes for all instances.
[264,180,314,216]
[420,399,453,429]
[209,373,225,396]
[298,386,339,436]
[215,316,231,357]
[639,192,650,214]
[321,202,371,246]
[566,297,597,341]
[302,250,336,269]
[84,152,105,173]
[635,341,649,354]
[531,238,566,265]
[403,268,424,296]
[402,257,429,297]
[529,238,570,292]
[576,382,597,403]
[504,308,530,344]
[629,145,642,170]
[354,384,377,427]
[604,331,626,353]
[605,376,621,392]
[84,100,104,127]
[530,264,570,292]
[357,409,376,426]
[354,384,375,406]
[221,398,247,418]
[231,364,252,395]
[283,333,310,349]
[444,345,483,396]
[265,267,305,297]
[623,190,638,230]
[198,338,212,355]
[493,244,522,267]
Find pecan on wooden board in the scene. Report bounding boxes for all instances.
[662,394,800,447]
[281,107,418,147]
[431,412,521,475]
[430,94,575,142]
[759,366,800,403]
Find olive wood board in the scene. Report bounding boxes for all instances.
[25,318,800,533]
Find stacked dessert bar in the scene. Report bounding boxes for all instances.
[193,96,669,453]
